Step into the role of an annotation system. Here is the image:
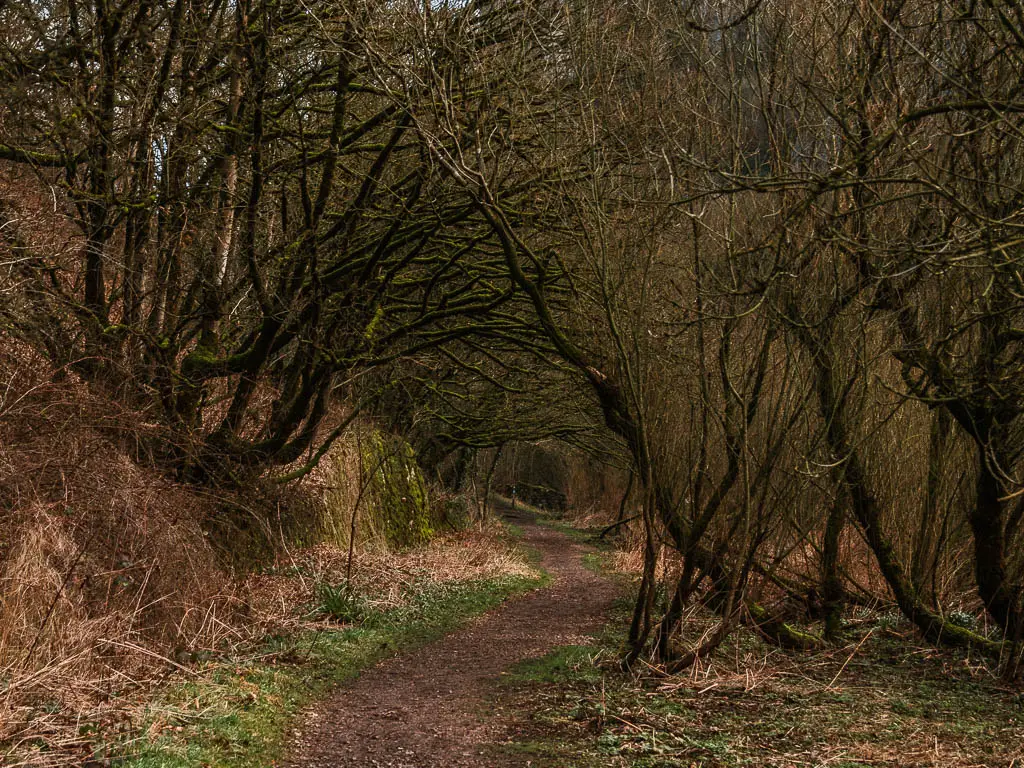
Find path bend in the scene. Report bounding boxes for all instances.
[284,506,616,767]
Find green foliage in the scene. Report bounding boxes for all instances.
[313,582,365,624]
[947,609,978,631]
[440,496,472,530]
[315,429,452,554]
[877,610,906,630]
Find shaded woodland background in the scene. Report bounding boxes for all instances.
[2,0,1024,749]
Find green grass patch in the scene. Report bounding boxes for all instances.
[503,645,605,686]
[581,551,614,576]
[534,515,606,546]
[501,519,526,540]
[119,573,543,768]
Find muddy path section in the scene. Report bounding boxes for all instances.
[284,505,617,768]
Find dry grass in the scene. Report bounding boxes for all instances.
[0,346,246,766]
[246,522,536,634]
[0,523,531,767]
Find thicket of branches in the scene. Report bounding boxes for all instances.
[2,0,1023,675]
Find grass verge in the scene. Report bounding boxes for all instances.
[116,572,543,768]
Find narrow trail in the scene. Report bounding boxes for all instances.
[284,505,617,767]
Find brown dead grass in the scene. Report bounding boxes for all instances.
[246,523,535,634]
[0,346,246,764]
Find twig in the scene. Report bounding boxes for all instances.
[98,638,197,676]
[825,628,875,691]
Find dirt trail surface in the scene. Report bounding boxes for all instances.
[284,506,616,767]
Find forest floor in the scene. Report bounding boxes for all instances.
[492,612,1024,767]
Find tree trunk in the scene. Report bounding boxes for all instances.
[821,489,845,641]
[971,442,1023,643]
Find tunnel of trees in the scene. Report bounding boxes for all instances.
[2,0,1023,675]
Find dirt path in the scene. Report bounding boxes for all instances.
[284,506,617,767]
